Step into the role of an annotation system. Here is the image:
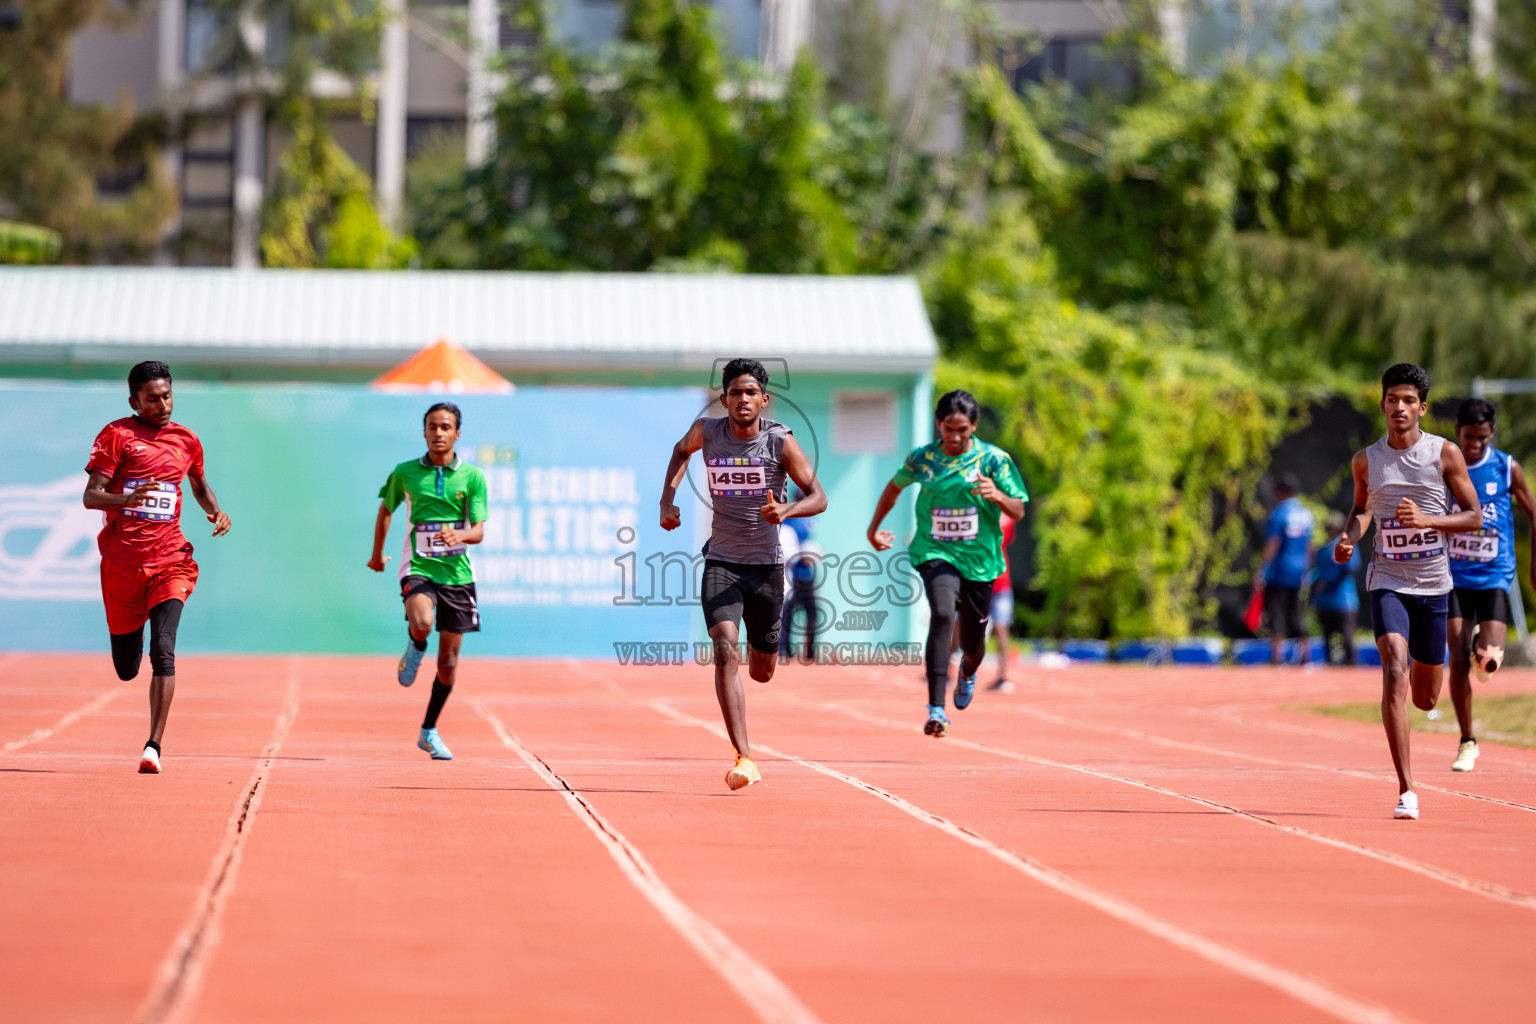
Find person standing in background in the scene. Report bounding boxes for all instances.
[1312,510,1361,666]
[986,516,1019,693]
[1258,474,1316,665]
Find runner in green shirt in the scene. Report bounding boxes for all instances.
[868,390,1027,736]
[368,402,489,760]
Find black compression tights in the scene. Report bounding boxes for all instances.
[110,599,184,680]
[918,561,991,706]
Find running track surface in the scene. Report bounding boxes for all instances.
[4,654,1536,1024]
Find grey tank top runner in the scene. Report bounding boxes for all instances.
[1365,431,1452,595]
[700,415,789,565]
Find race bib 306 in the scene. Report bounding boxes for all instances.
[414,521,467,558]
[931,506,979,542]
[1448,529,1498,562]
[706,457,767,497]
[121,479,179,522]
[1379,517,1444,561]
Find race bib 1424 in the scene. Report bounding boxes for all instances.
[1448,529,1498,562]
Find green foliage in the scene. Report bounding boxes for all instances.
[0,0,174,260]
[0,219,63,263]
[926,203,1292,637]
[411,0,945,273]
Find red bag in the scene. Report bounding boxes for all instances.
[1244,588,1265,634]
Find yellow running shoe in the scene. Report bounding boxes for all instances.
[725,755,762,790]
[1452,738,1479,772]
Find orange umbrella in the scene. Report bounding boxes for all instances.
[372,338,514,394]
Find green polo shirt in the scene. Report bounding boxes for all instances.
[893,439,1028,582]
[379,454,489,586]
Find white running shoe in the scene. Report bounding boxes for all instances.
[1393,790,1419,820]
[138,745,161,774]
[1452,739,1479,772]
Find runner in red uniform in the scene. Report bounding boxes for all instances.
[82,362,232,774]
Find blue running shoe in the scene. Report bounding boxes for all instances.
[418,727,453,760]
[923,705,950,738]
[397,642,425,687]
[954,672,976,710]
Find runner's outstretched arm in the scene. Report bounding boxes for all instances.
[186,470,231,536]
[761,435,825,524]
[971,475,1024,521]
[867,481,905,551]
[1334,451,1373,564]
[1512,460,1536,593]
[435,521,483,547]
[659,421,704,532]
[83,470,157,512]
[1397,443,1481,534]
[368,501,393,572]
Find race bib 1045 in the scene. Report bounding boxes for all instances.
[121,479,179,522]
[706,457,768,497]
[1448,529,1498,562]
[931,506,979,542]
[1379,517,1444,561]
[414,521,466,558]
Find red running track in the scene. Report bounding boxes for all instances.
[3,652,1535,1023]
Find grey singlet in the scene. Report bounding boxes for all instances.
[700,415,790,565]
[1365,431,1452,595]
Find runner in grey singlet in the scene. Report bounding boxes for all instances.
[700,415,790,565]
[1365,432,1453,595]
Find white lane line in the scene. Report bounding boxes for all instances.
[794,695,1536,914]
[1,685,130,755]
[644,698,1415,1024]
[135,660,301,1024]
[474,701,824,1024]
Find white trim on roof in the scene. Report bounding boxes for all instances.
[0,268,937,374]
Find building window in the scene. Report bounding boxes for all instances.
[184,0,231,73]
[1015,36,1132,95]
[833,391,896,454]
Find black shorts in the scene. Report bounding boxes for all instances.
[1448,587,1511,626]
[702,560,783,654]
[1370,590,1446,665]
[1263,586,1306,638]
[402,576,481,634]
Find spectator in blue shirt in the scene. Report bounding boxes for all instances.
[1257,474,1316,665]
[1311,510,1361,666]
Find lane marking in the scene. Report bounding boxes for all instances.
[1,685,130,755]
[474,701,824,1024]
[642,698,1415,1024]
[793,695,1536,914]
[135,660,301,1024]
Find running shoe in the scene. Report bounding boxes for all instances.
[417,727,453,760]
[1452,738,1479,772]
[1393,790,1419,820]
[954,673,976,710]
[138,745,160,774]
[924,705,950,738]
[725,755,762,791]
[987,679,1015,694]
[397,643,425,687]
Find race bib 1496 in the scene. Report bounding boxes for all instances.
[414,521,466,558]
[931,506,979,542]
[706,457,768,497]
[1379,517,1444,561]
[1448,529,1498,562]
[121,479,179,522]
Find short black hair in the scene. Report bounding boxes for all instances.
[934,389,980,423]
[128,361,172,396]
[1381,363,1431,402]
[720,358,769,391]
[1275,473,1301,497]
[1457,397,1496,428]
[424,402,462,430]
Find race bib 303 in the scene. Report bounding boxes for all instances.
[1448,529,1498,563]
[706,457,768,497]
[121,479,179,522]
[931,506,979,542]
[1379,517,1444,561]
[414,521,467,558]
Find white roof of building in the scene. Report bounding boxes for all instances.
[0,268,937,374]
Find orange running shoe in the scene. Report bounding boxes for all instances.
[725,755,762,790]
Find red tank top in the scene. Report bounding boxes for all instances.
[85,417,205,566]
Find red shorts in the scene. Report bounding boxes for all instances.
[100,558,200,635]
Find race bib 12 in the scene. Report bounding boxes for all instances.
[706,457,768,497]
[1379,517,1444,561]
[415,521,467,558]
[1448,529,1498,562]
[931,506,979,542]
[121,479,179,522]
